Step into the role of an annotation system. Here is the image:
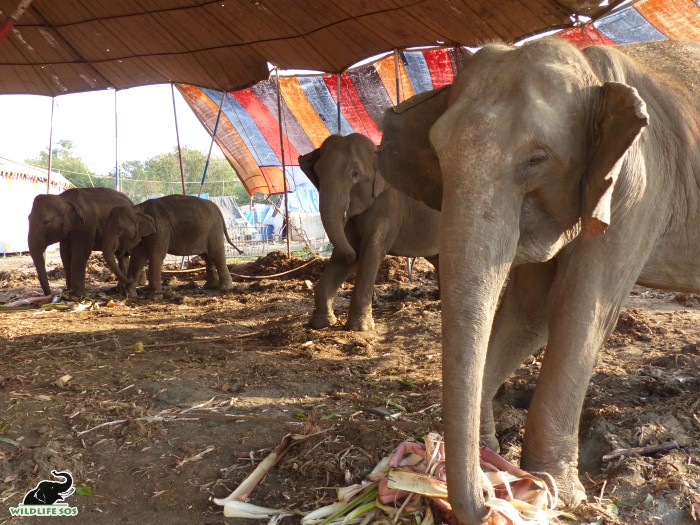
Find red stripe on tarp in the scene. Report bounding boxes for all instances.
[324,74,382,145]
[423,49,455,88]
[231,88,301,166]
[557,25,616,47]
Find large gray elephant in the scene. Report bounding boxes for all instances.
[102,194,243,297]
[299,133,440,331]
[383,39,700,524]
[28,187,133,296]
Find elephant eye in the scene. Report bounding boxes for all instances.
[526,151,548,167]
[350,169,360,180]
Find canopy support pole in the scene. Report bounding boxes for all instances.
[276,68,290,258]
[336,73,341,134]
[197,90,226,197]
[46,97,55,194]
[171,83,186,195]
[394,49,401,105]
[114,89,120,192]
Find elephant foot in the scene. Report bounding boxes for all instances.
[521,459,586,507]
[219,283,235,293]
[345,315,375,332]
[204,281,220,290]
[145,290,164,300]
[309,311,337,329]
[479,431,500,453]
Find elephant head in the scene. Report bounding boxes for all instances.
[102,205,156,284]
[427,39,648,524]
[23,470,74,505]
[299,134,384,263]
[28,194,84,295]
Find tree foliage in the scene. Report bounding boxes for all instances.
[109,147,250,204]
[26,142,252,205]
[25,139,110,189]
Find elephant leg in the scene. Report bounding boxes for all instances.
[60,241,72,291]
[310,250,356,329]
[425,254,440,297]
[346,239,388,331]
[479,261,555,451]
[211,244,234,291]
[146,249,167,296]
[202,254,220,289]
[521,241,650,505]
[126,248,147,298]
[68,233,93,296]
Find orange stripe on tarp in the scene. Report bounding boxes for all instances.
[557,25,616,47]
[177,84,275,196]
[278,77,331,149]
[374,53,415,105]
[634,0,700,41]
[324,74,382,145]
[231,88,301,166]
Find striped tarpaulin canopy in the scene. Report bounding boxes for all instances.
[177,47,468,196]
[179,0,699,197]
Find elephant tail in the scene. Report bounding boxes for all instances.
[223,223,244,255]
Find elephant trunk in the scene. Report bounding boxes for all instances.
[102,238,131,284]
[439,182,520,524]
[28,232,52,295]
[319,186,356,263]
[51,470,73,492]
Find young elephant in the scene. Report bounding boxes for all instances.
[102,194,243,297]
[28,187,134,296]
[299,133,440,331]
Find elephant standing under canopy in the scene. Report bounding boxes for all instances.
[102,194,243,298]
[381,39,700,525]
[299,133,440,332]
[28,187,133,296]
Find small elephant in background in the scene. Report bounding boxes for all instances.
[23,470,74,505]
[28,187,133,296]
[299,133,440,331]
[102,194,243,297]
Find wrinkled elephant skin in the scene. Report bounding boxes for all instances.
[299,134,440,331]
[28,187,133,296]
[102,194,243,297]
[390,39,700,525]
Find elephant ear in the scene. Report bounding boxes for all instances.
[67,201,85,231]
[298,149,321,190]
[378,85,451,210]
[582,81,648,238]
[136,213,156,237]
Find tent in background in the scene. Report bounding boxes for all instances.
[0,158,72,255]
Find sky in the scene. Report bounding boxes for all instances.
[0,84,221,175]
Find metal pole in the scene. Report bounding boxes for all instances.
[171,83,186,194]
[114,89,120,191]
[197,90,226,197]
[46,97,55,193]
[275,68,290,258]
[336,73,341,134]
[394,49,401,105]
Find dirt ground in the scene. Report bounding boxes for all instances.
[0,252,698,525]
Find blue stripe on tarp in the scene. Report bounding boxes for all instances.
[402,51,433,94]
[251,81,316,161]
[202,88,280,166]
[594,6,667,44]
[347,67,394,127]
[297,77,354,136]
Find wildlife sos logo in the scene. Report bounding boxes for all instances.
[8,470,78,517]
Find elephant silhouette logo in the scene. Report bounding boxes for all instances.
[22,470,75,505]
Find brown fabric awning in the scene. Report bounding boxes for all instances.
[0,0,625,96]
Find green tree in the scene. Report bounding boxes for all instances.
[107,147,250,204]
[25,139,110,188]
